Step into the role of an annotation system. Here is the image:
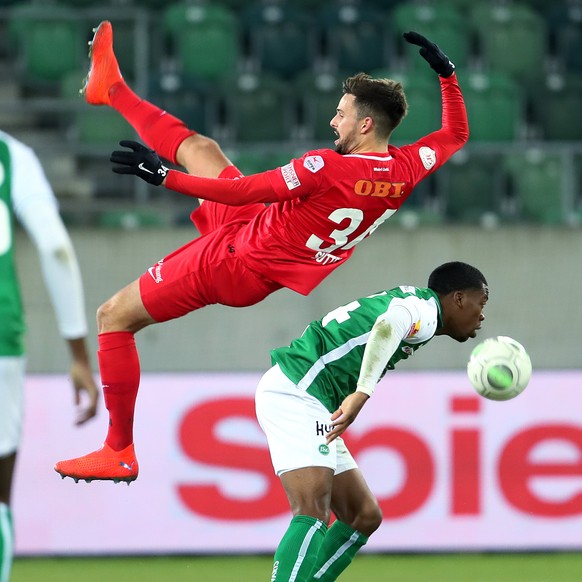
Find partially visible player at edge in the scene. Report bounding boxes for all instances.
[54,22,468,483]
[258,261,488,581]
[0,130,99,582]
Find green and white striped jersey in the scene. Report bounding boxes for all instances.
[271,286,442,411]
[0,130,88,356]
[0,137,25,355]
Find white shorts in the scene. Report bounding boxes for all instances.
[0,356,26,457]
[255,364,358,477]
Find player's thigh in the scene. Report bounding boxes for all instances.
[0,356,26,457]
[256,364,338,476]
[175,134,232,177]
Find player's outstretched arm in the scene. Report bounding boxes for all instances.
[110,140,294,205]
[403,31,455,77]
[111,140,169,185]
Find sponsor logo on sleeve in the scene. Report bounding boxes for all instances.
[406,320,421,338]
[418,146,436,170]
[303,155,325,173]
[280,162,301,190]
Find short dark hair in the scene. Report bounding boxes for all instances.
[428,262,488,295]
[342,72,408,139]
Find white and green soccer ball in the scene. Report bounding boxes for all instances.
[467,336,532,401]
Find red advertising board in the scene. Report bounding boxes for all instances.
[13,370,582,554]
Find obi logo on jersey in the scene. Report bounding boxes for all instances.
[354,179,405,198]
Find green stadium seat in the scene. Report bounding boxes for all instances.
[469,2,547,85]
[241,1,313,78]
[163,3,240,82]
[546,1,582,73]
[317,2,392,73]
[9,4,85,89]
[391,1,469,75]
[530,73,582,141]
[438,150,505,224]
[74,108,135,147]
[228,147,301,175]
[294,70,346,142]
[149,73,213,137]
[60,71,134,146]
[458,72,524,142]
[220,73,293,142]
[503,149,566,224]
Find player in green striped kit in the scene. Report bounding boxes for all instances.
[0,130,98,582]
[256,261,488,581]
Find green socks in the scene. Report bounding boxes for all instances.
[271,515,327,581]
[311,520,368,581]
[0,503,13,582]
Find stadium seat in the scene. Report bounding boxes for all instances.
[391,1,470,74]
[438,150,505,224]
[220,72,293,142]
[458,72,524,142]
[529,72,582,141]
[546,1,582,73]
[228,147,301,175]
[294,70,347,142]
[317,2,392,73]
[149,73,213,137]
[503,149,566,224]
[469,2,548,85]
[163,3,240,82]
[241,1,314,78]
[60,71,134,146]
[8,4,85,89]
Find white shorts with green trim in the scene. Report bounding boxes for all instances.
[255,363,358,477]
[0,356,26,457]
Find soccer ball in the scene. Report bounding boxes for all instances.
[467,336,532,401]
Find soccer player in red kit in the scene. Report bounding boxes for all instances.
[55,22,468,483]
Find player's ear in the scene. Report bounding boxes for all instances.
[360,116,373,134]
[453,290,465,308]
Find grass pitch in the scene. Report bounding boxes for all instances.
[12,552,582,581]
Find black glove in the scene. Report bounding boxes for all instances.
[403,31,455,78]
[110,140,169,186]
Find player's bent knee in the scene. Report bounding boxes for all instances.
[96,296,131,332]
[354,501,383,537]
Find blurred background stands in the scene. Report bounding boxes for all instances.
[0,0,580,228]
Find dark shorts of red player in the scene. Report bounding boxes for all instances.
[139,166,282,323]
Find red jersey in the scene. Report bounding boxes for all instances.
[165,74,468,295]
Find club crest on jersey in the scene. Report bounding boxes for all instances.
[418,146,436,170]
[401,346,414,356]
[280,162,301,190]
[406,320,421,338]
[303,155,325,173]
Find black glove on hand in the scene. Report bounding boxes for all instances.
[403,31,455,78]
[110,140,169,186]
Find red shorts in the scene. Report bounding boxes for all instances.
[139,188,280,323]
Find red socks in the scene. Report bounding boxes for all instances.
[98,331,140,451]
[109,82,196,164]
